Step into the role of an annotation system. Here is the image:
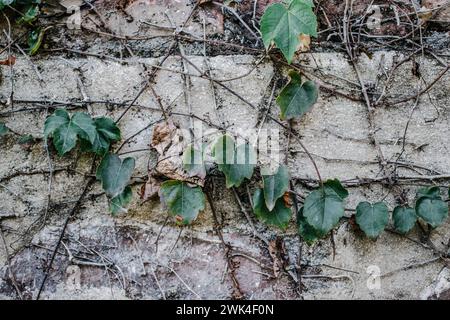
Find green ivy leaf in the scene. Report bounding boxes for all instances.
[213,135,256,188]
[323,179,349,200]
[276,71,318,120]
[95,117,121,141]
[393,206,417,234]
[297,207,323,245]
[44,110,119,156]
[96,153,135,198]
[44,110,97,156]
[262,164,289,211]
[252,188,292,229]
[109,186,133,215]
[82,117,121,155]
[260,0,317,63]
[416,186,441,200]
[159,180,205,225]
[52,123,78,155]
[415,197,448,228]
[44,109,69,138]
[183,144,206,179]
[355,202,389,239]
[303,185,346,235]
[0,122,8,136]
[71,113,97,143]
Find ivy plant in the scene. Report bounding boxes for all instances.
[81,117,121,155]
[44,109,97,156]
[31,0,450,259]
[355,201,389,239]
[253,188,292,229]
[44,109,133,214]
[415,186,448,228]
[262,164,289,211]
[96,153,135,199]
[276,70,319,120]
[212,135,256,188]
[392,186,449,233]
[159,180,205,225]
[27,27,46,56]
[98,157,135,211]
[302,179,348,235]
[109,186,133,215]
[158,131,449,243]
[44,109,121,156]
[392,206,416,234]
[1,0,46,55]
[297,207,324,245]
[260,0,318,63]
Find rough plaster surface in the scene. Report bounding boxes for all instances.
[1,47,450,300]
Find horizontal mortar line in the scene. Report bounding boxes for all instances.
[309,128,429,148]
[293,174,450,186]
[288,152,376,164]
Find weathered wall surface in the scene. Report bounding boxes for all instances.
[1,0,450,300]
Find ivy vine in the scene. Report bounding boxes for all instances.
[36,0,449,245]
[0,0,46,55]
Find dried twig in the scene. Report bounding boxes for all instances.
[0,224,23,299]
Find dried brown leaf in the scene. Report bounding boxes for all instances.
[296,34,311,53]
[0,56,16,66]
[140,177,162,201]
[145,120,205,195]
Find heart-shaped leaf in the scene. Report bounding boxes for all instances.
[96,153,135,198]
[415,197,448,228]
[276,71,318,120]
[416,186,442,200]
[355,201,389,239]
[393,206,417,234]
[159,180,205,225]
[213,135,256,188]
[252,188,292,229]
[262,164,289,211]
[303,185,346,234]
[109,186,133,215]
[297,207,324,245]
[260,0,317,63]
[323,179,349,200]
